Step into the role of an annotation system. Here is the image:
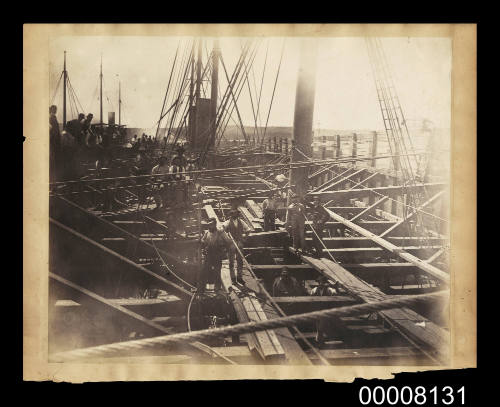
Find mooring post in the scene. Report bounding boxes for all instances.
[371,131,378,168]
[352,133,358,167]
[335,134,341,158]
[394,142,401,172]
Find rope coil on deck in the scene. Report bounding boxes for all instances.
[50,290,448,362]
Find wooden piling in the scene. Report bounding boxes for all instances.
[371,131,378,168]
[352,133,358,167]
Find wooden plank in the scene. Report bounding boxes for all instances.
[379,191,444,237]
[319,168,366,192]
[350,196,389,221]
[246,199,263,219]
[50,272,171,336]
[311,167,355,192]
[236,264,312,365]
[305,236,447,249]
[273,296,357,304]
[220,261,277,361]
[242,296,285,358]
[238,206,261,231]
[300,255,449,363]
[203,204,222,226]
[309,182,446,201]
[321,207,450,283]
[307,346,421,361]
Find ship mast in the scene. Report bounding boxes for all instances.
[209,39,220,150]
[192,38,202,150]
[100,54,103,126]
[63,51,67,129]
[290,39,318,198]
[118,79,121,127]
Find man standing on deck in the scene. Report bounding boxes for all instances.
[262,192,278,231]
[49,105,61,182]
[307,196,330,258]
[151,156,170,210]
[287,195,306,252]
[199,218,230,293]
[310,275,340,345]
[65,113,86,146]
[223,210,247,285]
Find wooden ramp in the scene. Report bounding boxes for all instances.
[221,261,312,365]
[300,254,449,364]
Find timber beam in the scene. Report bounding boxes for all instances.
[309,182,446,202]
[321,207,449,283]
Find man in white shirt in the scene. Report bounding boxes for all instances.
[199,218,231,293]
[151,156,170,209]
[223,210,247,285]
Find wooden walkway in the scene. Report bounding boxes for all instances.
[299,254,450,364]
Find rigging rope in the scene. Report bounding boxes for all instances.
[50,72,63,106]
[261,38,286,143]
[50,290,448,362]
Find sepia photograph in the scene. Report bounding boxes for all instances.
[23,24,476,381]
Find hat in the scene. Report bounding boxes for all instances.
[317,275,328,284]
[275,174,287,183]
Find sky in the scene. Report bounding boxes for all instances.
[49,36,451,132]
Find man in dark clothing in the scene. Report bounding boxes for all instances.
[307,196,330,257]
[65,113,85,146]
[272,266,305,296]
[310,276,340,345]
[82,114,95,146]
[129,152,149,203]
[287,195,306,252]
[223,209,247,285]
[262,192,278,231]
[49,105,61,182]
[199,218,230,293]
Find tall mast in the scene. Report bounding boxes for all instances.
[195,39,202,105]
[63,51,67,129]
[118,79,121,127]
[100,54,103,126]
[290,39,318,198]
[209,39,220,150]
[188,41,195,144]
[193,38,202,150]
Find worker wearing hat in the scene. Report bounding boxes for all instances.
[287,194,306,252]
[310,275,339,345]
[262,191,278,231]
[199,217,230,293]
[151,156,170,210]
[272,266,305,296]
[223,209,247,285]
[307,195,330,258]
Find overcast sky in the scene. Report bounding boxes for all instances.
[49,36,451,131]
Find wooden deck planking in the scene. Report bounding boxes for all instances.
[300,255,449,363]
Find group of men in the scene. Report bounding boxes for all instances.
[182,184,338,345]
[130,134,159,153]
[261,191,331,258]
[150,148,199,210]
[49,105,107,181]
[198,210,247,292]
